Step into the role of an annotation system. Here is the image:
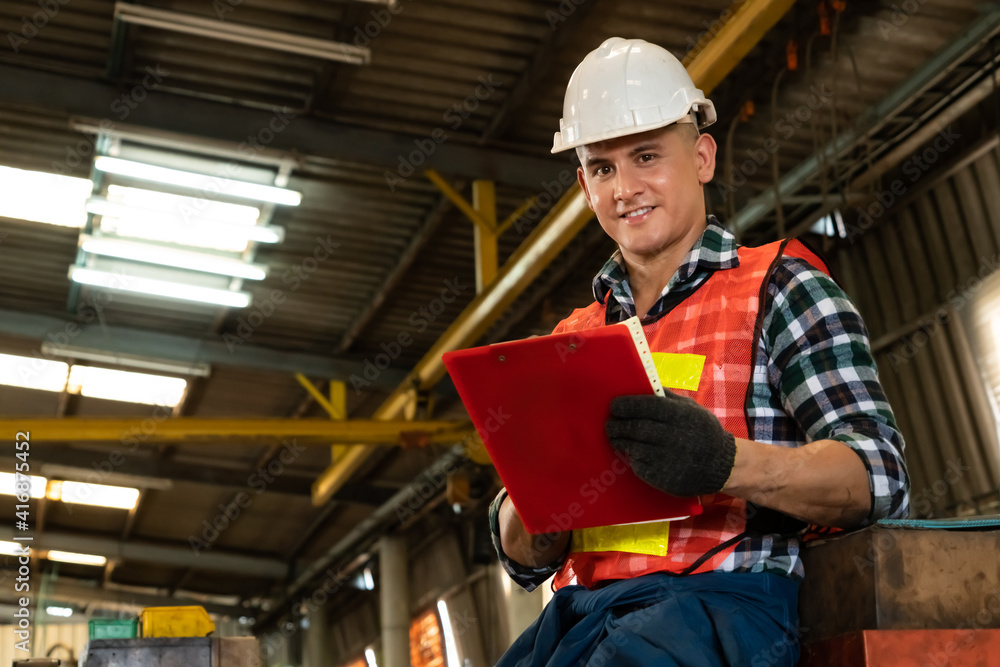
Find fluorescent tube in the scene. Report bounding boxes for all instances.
[0,353,69,392]
[47,480,141,510]
[69,267,252,308]
[65,365,187,407]
[46,550,107,566]
[114,2,371,65]
[39,344,211,378]
[80,234,267,280]
[436,599,461,667]
[46,606,74,618]
[0,166,91,227]
[0,472,47,499]
[94,156,301,206]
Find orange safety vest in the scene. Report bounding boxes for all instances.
[550,238,830,590]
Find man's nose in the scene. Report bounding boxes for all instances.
[614,166,644,201]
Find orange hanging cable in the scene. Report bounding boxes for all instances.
[818,1,832,35]
[786,38,799,71]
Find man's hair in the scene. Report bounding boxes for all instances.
[677,122,700,144]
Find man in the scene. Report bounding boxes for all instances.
[489,38,909,666]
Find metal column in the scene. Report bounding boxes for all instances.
[305,603,332,667]
[502,570,544,646]
[380,534,409,667]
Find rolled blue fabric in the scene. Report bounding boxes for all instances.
[498,571,800,667]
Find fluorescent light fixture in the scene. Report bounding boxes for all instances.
[69,267,252,308]
[80,234,268,280]
[114,2,371,66]
[89,195,284,248]
[0,351,193,407]
[0,541,27,556]
[102,184,261,224]
[46,606,74,618]
[100,185,263,224]
[365,648,378,667]
[47,480,141,510]
[70,119,295,168]
[40,344,211,378]
[436,599,461,667]
[0,352,69,392]
[66,365,187,407]
[46,550,107,566]
[352,567,376,590]
[0,166,91,227]
[94,156,302,206]
[0,472,47,499]
[40,464,173,491]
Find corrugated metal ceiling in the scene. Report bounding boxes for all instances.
[1,0,994,626]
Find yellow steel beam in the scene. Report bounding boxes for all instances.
[497,196,537,236]
[311,0,797,505]
[472,180,499,292]
[682,0,797,96]
[424,169,493,231]
[294,374,344,420]
[311,187,594,504]
[329,380,349,463]
[294,374,350,461]
[5,418,473,443]
[297,374,366,467]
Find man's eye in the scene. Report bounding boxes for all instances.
[639,154,656,162]
[593,166,611,176]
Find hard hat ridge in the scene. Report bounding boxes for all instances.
[552,37,717,154]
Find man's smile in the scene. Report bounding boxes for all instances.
[620,206,656,223]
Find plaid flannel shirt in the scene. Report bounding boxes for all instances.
[489,216,909,590]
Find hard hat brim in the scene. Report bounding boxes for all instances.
[551,102,717,154]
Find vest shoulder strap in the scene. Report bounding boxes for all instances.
[552,299,605,334]
[739,237,832,278]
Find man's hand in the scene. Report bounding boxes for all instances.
[499,495,571,568]
[605,393,737,497]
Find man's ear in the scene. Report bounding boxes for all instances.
[577,167,595,212]
[694,133,718,185]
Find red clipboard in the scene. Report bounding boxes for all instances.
[442,318,702,534]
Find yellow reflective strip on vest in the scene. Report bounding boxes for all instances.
[571,520,671,556]
[651,353,705,391]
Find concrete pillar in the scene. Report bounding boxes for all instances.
[304,603,332,667]
[502,570,545,646]
[380,534,409,667]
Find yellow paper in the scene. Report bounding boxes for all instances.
[572,520,672,556]
[651,353,705,391]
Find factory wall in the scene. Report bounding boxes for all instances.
[836,136,1000,516]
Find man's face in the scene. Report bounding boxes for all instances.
[576,124,717,261]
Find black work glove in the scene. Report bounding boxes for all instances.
[605,392,737,497]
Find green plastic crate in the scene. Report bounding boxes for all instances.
[88,617,139,640]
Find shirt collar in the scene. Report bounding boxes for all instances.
[592,215,740,305]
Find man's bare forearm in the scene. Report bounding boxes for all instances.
[499,495,571,568]
[724,438,871,528]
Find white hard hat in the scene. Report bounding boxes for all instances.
[552,37,717,154]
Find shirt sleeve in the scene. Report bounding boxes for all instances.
[761,257,910,524]
[488,488,566,592]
